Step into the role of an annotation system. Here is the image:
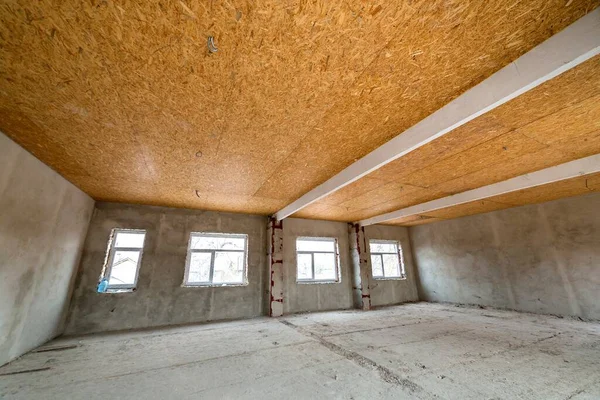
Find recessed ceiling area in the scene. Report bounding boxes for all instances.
[0,0,598,221]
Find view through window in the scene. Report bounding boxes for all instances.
[184,233,248,286]
[100,229,146,291]
[296,237,339,283]
[369,240,405,279]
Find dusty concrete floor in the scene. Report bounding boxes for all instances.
[1,302,599,399]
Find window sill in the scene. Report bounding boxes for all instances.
[102,288,136,293]
[372,276,407,281]
[297,280,340,285]
[181,283,248,288]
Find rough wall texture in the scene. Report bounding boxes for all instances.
[410,193,600,320]
[364,225,420,307]
[0,132,94,366]
[65,203,268,335]
[282,218,354,314]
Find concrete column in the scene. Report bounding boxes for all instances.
[267,217,284,317]
[349,223,371,310]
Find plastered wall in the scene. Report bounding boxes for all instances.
[410,193,600,320]
[0,132,94,366]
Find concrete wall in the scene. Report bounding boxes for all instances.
[65,203,268,335]
[66,209,418,334]
[282,218,354,314]
[364,225,419,307]
[410,193,600,320]
[0,132,94,366]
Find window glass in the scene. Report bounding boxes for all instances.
[314,253,336,280]
[99,229,146,292]
[297,239,335,252]
[184,233,248,286]
[107,250,140,286]
[370,242,397,253]
[296,237,339,283]
[188,252,211,283]
[190,235,246,250]
[114,232,145,248]
[297,253,312,280]
[369,240,405,279]
[371,254,384,278]
[213,251,245,284]
[382,254,401,277]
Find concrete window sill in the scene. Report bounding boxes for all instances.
[102,288,136,294]
[372,277,407,281]
[181,283,249,288]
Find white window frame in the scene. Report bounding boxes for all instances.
[101,228,146,291]
[369,239,406,280]
[183,232,249,287]
[296,237,340,284]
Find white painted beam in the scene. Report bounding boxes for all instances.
[275,9,600,221]
[359,154,600,226]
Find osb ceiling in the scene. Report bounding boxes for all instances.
[0,1,599,221]
[293,55,600,223]
[382,171,600,226]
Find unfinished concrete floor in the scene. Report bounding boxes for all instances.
[1,303,599,399]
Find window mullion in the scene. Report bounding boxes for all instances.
[399,246,405,276]
[104,246,117,283]
[335,247,339,281]
[380,254,385,278]
[132,249,142,287]
[209,250,216,283]
[113,246,143,252]
[311,252,315,280]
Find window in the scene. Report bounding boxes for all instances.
[369,240,405,279]
[99,229,146,292]
[296,237,340,283]
[183,233,248,286]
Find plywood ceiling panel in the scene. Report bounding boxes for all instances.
[486,172,600,206]
[1,1,597,215]
[294,55,600,222]
[383,172,600,226]
[417,200,512,220]
[296,186,448,222]
[398,131,547,188]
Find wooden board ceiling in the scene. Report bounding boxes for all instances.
[293,54,600,223]
[1,1,598,217]
[383,172,600,226]
[0,0,599,215]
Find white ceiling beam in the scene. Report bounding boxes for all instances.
[359,154,600,226]
[274,9,600,221]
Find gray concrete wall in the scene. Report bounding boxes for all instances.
[65,203,268,335]
[282,218,354,314]
[0,132,94,366]
[410,193,600,320]
[364,225,419,307]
